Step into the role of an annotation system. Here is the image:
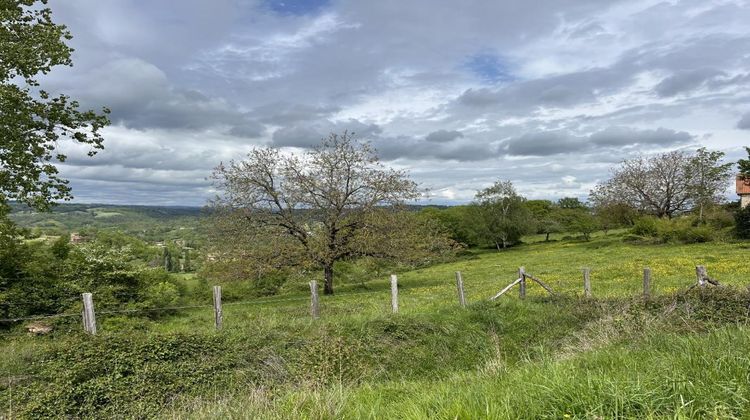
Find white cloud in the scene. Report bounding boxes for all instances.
[39,0,750,205]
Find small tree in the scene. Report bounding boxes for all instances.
[561,210,599,241]
[594,202,638,234]
[210,131,452,295]
[688,148,733,222]
[525,200,563,241]
[472,181,534,249]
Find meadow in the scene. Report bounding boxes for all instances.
[2,231,750,418]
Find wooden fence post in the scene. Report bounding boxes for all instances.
[583,268,591,298]
[643,267,651,298]
[455,271,467,308]
[213,286,223,330]
[518,267,526,299]
[695,265,708,287]
[390,274,399,313]
[309,281,320,319]
[82,293,97,335]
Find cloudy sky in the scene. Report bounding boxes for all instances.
[47,0,750,205]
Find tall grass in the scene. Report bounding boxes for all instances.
[3,234,750,418]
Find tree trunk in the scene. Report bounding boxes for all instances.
[495,241,501,251]
[323,264,334,295]
[545,232,550,241]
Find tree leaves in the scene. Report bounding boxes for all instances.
[0,0,110,212]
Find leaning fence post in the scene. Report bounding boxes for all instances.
[212,286,223,330]
[390,274,399,313]
[643,267,652,298]
[583,268,591,298]
[82,293,97,335]
[309,281,320,319]
[518,267,526,299]
[455,271,467,308]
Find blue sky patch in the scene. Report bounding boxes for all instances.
[464,52,514,84]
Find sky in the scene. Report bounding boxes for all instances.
[44,0,750,206]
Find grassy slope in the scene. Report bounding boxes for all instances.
[2,233,750,418]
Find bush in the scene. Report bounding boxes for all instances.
[143,282,180,308]
[631,216,659,237]
[735,206,750,239]
[631,216,717,244]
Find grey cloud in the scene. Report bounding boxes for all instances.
[503,127,694,156]
[425,130,463,143]
[503,131,586,156]
[654,68,725,97]
[589,127,693,146]
[271,119,383,148]
[253,102,341,125]
[455,65,635,113]
[63,58,267,137]
[738,113,750,130]
[375,136,497,162]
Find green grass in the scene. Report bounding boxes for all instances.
[2,233,750,418]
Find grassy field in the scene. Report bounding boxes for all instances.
[2,232,750,418]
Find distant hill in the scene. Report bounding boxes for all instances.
[8,202,206,241]
[8,202,450,241]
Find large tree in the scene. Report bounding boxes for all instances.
[591,149,732,220]
[210,131,454,294]
[1,0,110,214]
[590,151,694,219]
[471,180,534,249]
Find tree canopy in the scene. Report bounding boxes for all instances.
[209,131,456,294]
[471,180,533,249]
[0,0,110,214]
[590,149,731,219]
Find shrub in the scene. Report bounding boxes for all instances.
[631,216,659,237]
[735,205,750,239]
[631,216,717,243]
[143,282,180,308]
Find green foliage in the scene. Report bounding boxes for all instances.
[557,197,586,209]
[0,0,110,211]
[143,282,180,308]
[472,180,534,249]
[557,208,598,241]
[632,216,659,236]
[738,146,750,178]
[418,205,479,246]
[734,205,750,239]
[15,333,228,419]
[631,215,719,243]
[49,233,70,259]
[689,147,734,221]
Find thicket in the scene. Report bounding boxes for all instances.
[629,208,735,244]
[0,233,188,322]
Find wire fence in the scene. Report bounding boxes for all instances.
[0,264,730,333]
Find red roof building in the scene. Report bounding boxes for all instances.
[737,176,750,208]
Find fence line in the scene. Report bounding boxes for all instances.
[0,264,730,333]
